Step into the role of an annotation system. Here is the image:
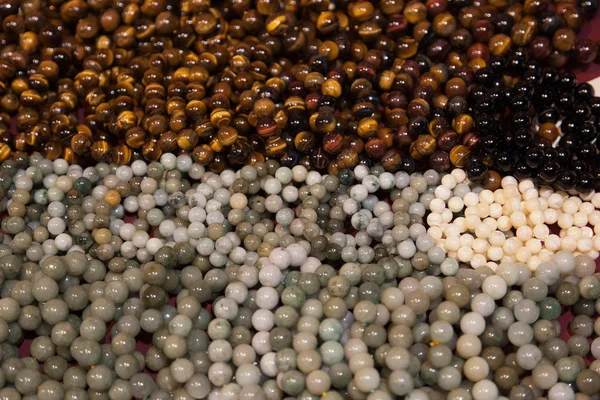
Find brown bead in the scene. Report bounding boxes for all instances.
[365,137,386,159]
[323,132,344,154]
[452,114,473,135]
[265,136,287,157]
[125,127,146,149]
[91,141,110,162]
[294,131,316,153]
[410,134,437,160]
[380,149,403,172]
[112,145,132,165]
[337,149,359,169]
[552,28,576,52]
[538,123,559,142]
[429,150,451,172]
[483,170,502,191]
[449,145,471,167]
[433,12,457,37]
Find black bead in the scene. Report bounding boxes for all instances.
[287,110,308,133]
[580,0,599,14]
[512,112,531,130]
[572,103,591,122]
[578,143,598,161]
[401,156,415,173]
[538,108,560,124]
[559,135,579,151]
[480,135,499,152]
[555,171,578,191]
[575,83,594,101]
[557,93,574,113]
[514,162,531,179]
[475,68,496,86]
[495,151,514,171]
[469,84,488,103]
[515,81,534,97]
[494,13,514,35]
[589,97,600,116]
[575,174,595,194]
[556,147,571,164]
[467,162,488,181]
[475,115,498,135]
[572,159,590,175]
[310,55,329,75]
[408,117,428,136]
[560,118,580,135]
[559,72,577,89]
[539,162,560,182]
[509,95,531,113]
[526,147,544,168]
[514,129,532,147]
[488,55,507,72]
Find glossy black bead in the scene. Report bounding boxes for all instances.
[495,151,515,171]
[512,112,531,130]
[575,174,595,194]
[287,110,308,133]
[400,156,415,173]
[539,162,560,182]
[494,13,514,35]
[555,171,578,191]
[578,143,598,160]
[475,115,498,135]
[575,83,594,101]
[559,135,579,151]
[559,72,577,89]
[408,117,428,136]
[480,135,499,152]
[514,129,532,147]
[589,97,600,116]
[572,159,590,174]
[581,122,600,142]
[514,162,532,179]
[488,55,507,72]
[538,108,560,124]
[469,84,488,103]
[580,0,599,14]
[572,103,591,122]
[557,93,574,113]
[475,68,496,86]
[466,162,487,181]
[526,147,544,168]
[556,147,571,164]
[510,95,531,113]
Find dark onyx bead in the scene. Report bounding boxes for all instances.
[543,148,558,162]
[556,170,578,191]
[526,147,544,168]
[580,122,598,142]
[575,83,594,101]
[488,87,508,109]
[560,135,579,151]
[559,72,578,89]
[590,98,600,115]
[539,11,561,36]
[557,93,575,113]
[514,129,532,148]
[573,103,591,122]
[401,156,415,173]
[311,55,329,75]
[533,88,555,110]
[475,96,495,115]
[514,162,532,179]
[475,115,497,135]
[447,96,468,116]
[561,118,580,135]
[539,162,560,182]
[576,174,595,194]
[494,13,514,35]
[538,108,559,124]
[509,95,531,113]
[556,147,572,164]
[495,151,514,172]
[506,54,526,76]
[468,84,488,103]
[488,55,507,72]
[541,68,559,84]
[466,162,487,181]
[432,107,446,119]
[512,113,531,130]
[475,68,496,86]
[572,160,590,175]
[408,117,428,136]
[514,81,533,97]
[287,110,308,133]
[480,135,499,152]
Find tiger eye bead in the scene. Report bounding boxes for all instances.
[294,131,316,153]
[449,144,471,167]
[91,141,110,162]
[452,114,474,134]
[323,132,343,154]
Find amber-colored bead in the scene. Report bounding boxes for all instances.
[71,133,92,153]
[449,145,471,167]
[294,131,316,152]
[0,143,11,163]
[177,129,199,151]
[552,28,576,52]
[404,2,428,24]
[158,132,178,153]
[452,114,473,134]
[327,160,341,176]
[511,20,536,46]
[357,118,378,139]
[112,145,132,165]
[348,1,376,22]
[488,34,512,56]
[91,140,110,162]
[574,39,597,64]
[257,118,279,138]
[397,37,419,59]
[408,98,430,117]
[433,12,457,37]
[247,151,265,165]
[538,123,559,141]
[445,77,467,98]
[125,127,146,149]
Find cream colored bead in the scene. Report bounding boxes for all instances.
[557,213,573,229]
[560,236,577,252]
[510,212,527,228]
[501,176,518,187]
[516,226,533,242]
[538,249,553,262]
[472,238,489,254]
[489,231,505,246]
[595,224,600,235]
[532,225,549,240]
[441,209,453,223]
[547,193,564,209]
[497,216,512,232]
[448,197,464,213]
[528,210,545,226]
[483,218,498,232]
[544,209,559,224]
[515,247,532,263]
[573,212,588,227]
[524,199,540,214]
[428,227,443,241]
[494,190,506,205]
[522,187,538,201]
[454,217,467,233]
[434,186,452,200]
[566,227,582,240]
[578,239,593,253]
[544,235,561,252]
[588,250,599,259]
[581,227,593,239]
[471,254,487,268]
[489,203,503,218]
[457,246,474,262]
[451,168,466,183]
[538,198,548,211]
[475,203,489,218]
[460,234,474,247]
[445,224,461,237]
[527,256,541,271]
[580,202,594,214]
[486,261,498,271]
[466,215,480,231]
[538,186,555,199]
[464,192,479,207]
[502,239,519,257]
[504,184,519,199]
[593,235,600,251]
[563,199,579,215]
[429,198,445,213]
[487,246,503,261]
[474,224,492,239]
[464,206,477,217]
[591,193,600,208]
[525,239,541,254]
[427,213,443,227]
[441,174,457,189]
[479,190,494,204]
[589,210,600,226]
[445,236,461,252]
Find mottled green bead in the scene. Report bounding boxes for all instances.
[555,356,581,382]
[269,327,292,351]
[275,348,297,372]
[358,282,380,304]
[319,341,344,366]
[555,282,580,306]
[318,318,344,342]
[274,306,299,329]
[73,177,92,194]
[328,363,353,389]
[284,271,301,287]
[281,370,305,396]
[420,361,438,386]
[281,285,306,309]
[298,273,320,296]
[538,297,561,320]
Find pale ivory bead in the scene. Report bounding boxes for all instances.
[544,209,559,224]
[487,247,503,262]
[591,192,600,208]
[489,231,505,247]
[515,247,532,263]
[588,250,599,259]
[474,223,491,239]
[595,224,600,235]
[454,218,467,233]
[460,234,474,247]
[504,185,519,199]
[510,212,527,228]
[463,192,479,207]
[445,224,460,237]
[560,237,577,252]
[471,254,487,268]
[472,239,489,254]
[545,235,561,252]
[445,236,460,252]
[589,210,600,226]
[503,238,522,256]
[428,227,443,241]
[593,235,600,251]
[497,216,511,232]
[502,176,518,187]
[577,239,593,253]
[573,212,588,227]
[451,168,466,183]
[562,199,579,214]
[533,225,549,240]
[427,213,443,227]
[528,210,545,225]
[489,203,503,218]
[494,190,506,205]
[483,218,498,231]
[448,197,464,213]
[557,214,573,229]
[441,209,453,223]
[516,226,533,242]
[581,227,594,239]
[441,174,457,189]
[526,239,542,254]
[538,249,553,263]
[527,256,542,271]
[547,193,564,209]
[565,227,581,239]
[464,206,477,217]
[522,188,538,201]
[457,247,474,263]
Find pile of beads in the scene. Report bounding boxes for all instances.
[427,169,600,271]
[0,153,598,400]
[0,1,598,192]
